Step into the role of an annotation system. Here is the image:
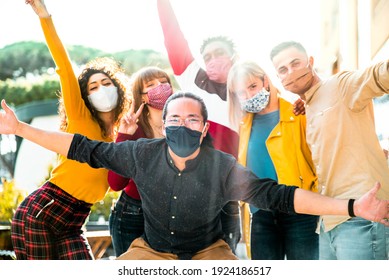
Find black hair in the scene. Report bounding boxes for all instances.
[200,36,236,55]
[58,57,128,138]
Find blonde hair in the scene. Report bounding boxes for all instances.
[226,60,267,130]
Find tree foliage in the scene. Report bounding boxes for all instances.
[0,41,171,81]
[0,41,175,182]
[0,41,176,106]
[0,76,60,107]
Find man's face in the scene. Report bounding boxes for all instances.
[272,47,315,96]
[202,41,233,64]
[163,97,207,135]
[272,47,309,81]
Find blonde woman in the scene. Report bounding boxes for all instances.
[227,60,318,260]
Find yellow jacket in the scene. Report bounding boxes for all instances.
[239,97,317,258]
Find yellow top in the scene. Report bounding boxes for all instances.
[41,17,112,204]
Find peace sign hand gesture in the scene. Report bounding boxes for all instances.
[118,100,145,135]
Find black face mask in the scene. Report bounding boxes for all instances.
[165,126,203,157]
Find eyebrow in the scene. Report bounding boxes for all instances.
[88,77,110,86]
[289,58,300,65]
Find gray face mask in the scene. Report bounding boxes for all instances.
[165,126,202,157]
[239,88,270,113]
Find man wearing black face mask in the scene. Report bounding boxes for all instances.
[157,0,242,254]
[1,93,389,260]
[270,41,389,260]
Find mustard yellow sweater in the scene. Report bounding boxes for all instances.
[41,17,112,204]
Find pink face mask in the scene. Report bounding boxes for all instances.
[146,83,173,110]
[205,56,233,83]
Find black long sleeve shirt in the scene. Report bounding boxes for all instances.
[68,134,297,255]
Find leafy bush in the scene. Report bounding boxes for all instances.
[89,191,120,222]
[0,178,26,222]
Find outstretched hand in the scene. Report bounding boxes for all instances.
[354,182,389,226]
[118,100,145,135]
[25,0,50,18]
[0,100,20,135]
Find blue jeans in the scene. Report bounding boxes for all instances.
[319,217,389,260]
[250,209,319,260]
[109,192,144,257]
[220,201,241,254]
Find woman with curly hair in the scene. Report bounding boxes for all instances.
[11,0,129,259]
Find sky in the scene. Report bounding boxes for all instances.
[0,0,322,76]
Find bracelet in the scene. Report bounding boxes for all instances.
[348,199,356,217]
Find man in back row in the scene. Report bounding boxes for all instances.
[270,41,389,259]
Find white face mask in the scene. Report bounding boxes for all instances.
[87,85,119,112]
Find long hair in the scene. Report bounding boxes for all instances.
[58,57,129,138]
[130,66,172,138]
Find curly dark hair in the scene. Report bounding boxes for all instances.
[58,57,129,138]
[200,35,236,55]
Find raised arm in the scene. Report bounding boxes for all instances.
[0,100,73,156]
[26,0,85,118]
[157,0,194,75]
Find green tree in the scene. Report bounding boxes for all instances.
[0,76,60,107]
[0,41,54,80]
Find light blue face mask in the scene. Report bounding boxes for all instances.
[239,88,270,113]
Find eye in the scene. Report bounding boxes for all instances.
[278,68,287,75]
[188,118,200,124]
[291,61,301,68]
[167,118,179,124]
[249,84,257,90]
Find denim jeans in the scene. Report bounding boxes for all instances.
[250,209,319,260]
[319,217,389,260]
[220,201,241,254]
[109,192,144,257]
